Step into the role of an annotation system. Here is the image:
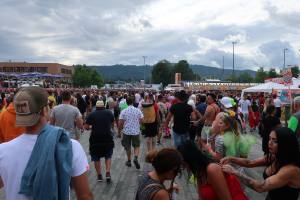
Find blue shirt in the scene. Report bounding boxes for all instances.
[196,103,207,115]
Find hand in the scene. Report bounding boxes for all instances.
[221,164,238,175]
[220,157,232,165]
[168,183,180,194]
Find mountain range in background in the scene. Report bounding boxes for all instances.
[89,64,256,82]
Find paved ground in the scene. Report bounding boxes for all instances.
[1,129,291,200]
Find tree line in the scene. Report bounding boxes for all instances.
[71,63,300,87]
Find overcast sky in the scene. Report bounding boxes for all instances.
[1,0,300,70]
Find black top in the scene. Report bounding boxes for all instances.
[261,115,281,153]
[170,102,193,134]
[86,108,114,144]
[263,170,299,200]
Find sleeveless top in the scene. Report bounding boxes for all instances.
[263,170,299,200]
[135,174,166,200]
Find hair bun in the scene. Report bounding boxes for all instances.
[145,150,158,164]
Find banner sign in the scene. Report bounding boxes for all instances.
[282,68,293,86]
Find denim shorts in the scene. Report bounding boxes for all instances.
[173,131,188,148]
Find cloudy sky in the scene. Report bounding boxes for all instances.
[1,0,300,70]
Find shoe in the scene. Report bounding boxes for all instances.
[157,141,161,145]
[106,172,111,183]
[97,174,103,182]
[133,159,141,169]
[125,160,132,167]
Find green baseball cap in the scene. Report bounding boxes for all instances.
[14,86,48,127]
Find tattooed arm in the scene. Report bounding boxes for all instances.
[222,165,294,193]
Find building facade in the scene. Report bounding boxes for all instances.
[0,62,74,78]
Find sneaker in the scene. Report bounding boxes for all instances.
[106,172,111,183]
[125,160,132,167]
[97,174,103,182]
[133,159,141,169]
[157,141,161,145]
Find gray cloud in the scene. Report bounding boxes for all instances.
[0,0,299,70]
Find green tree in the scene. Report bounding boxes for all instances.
[151,60,172,86]
[268,68,278,78]
[226,74,238,82]
[72,65,104,87]
[239,72,254,83]
[255,67,268,83]
[172,60,195,81]
[291,66,300,78]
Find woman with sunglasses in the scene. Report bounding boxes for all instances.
[221,127,300,200]
[135,148,182,200]
[178,141,248,200]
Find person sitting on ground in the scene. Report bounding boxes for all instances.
[221,127,300,200]
[136,148,182,200]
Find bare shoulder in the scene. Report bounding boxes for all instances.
[207,163,222,174]
[152,189,169,200]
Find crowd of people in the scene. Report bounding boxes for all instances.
[0,86,299,200]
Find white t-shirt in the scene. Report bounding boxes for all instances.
[0,134,89,200]
[239,99,251,114]
[119,106,144,135]
[274,98,282,108]
[135,93,141,104]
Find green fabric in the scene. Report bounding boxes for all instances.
[119,102,128,111]
[288,116,298,133]
[223,131,256,157]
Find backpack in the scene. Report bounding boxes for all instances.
[142,103,156,124]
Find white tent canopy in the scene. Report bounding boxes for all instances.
[242,82,288,94]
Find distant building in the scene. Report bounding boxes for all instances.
[0,61,74,78]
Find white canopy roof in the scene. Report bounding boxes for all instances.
[242,82,288,94]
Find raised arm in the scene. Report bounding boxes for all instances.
[220,156,267,168]
[222,165,295,193]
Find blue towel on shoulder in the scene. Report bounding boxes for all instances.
[19,124,73,200]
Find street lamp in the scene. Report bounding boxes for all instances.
[283,48,288,68]
[232,42,237,78]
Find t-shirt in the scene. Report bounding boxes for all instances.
[119,106,144,135]
[50,104,82,135]
[0,103,25,143]
[239,99,251,114]
[170,103,193,134]
[86,109,114,144]
[274,98,282,108]
[196,103,207,115]
[135,93,141,104]
[0,134,88,200]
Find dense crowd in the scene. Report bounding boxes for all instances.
[0,87,299,200]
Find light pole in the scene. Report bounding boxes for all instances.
[222,55,225,80]
[142,56,147,83]
[232,42,237,78]
[283,48,288,68]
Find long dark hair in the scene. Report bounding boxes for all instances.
[269,127,300,171]
[178,141,213,184]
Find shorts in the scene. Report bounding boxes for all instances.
[144,122,158,138]
[201,125,212,143]
[91,148,113,161]
[121,134,140,151]
[89,142,114,160]
[69,129,80,140]
[173,131,188,148]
